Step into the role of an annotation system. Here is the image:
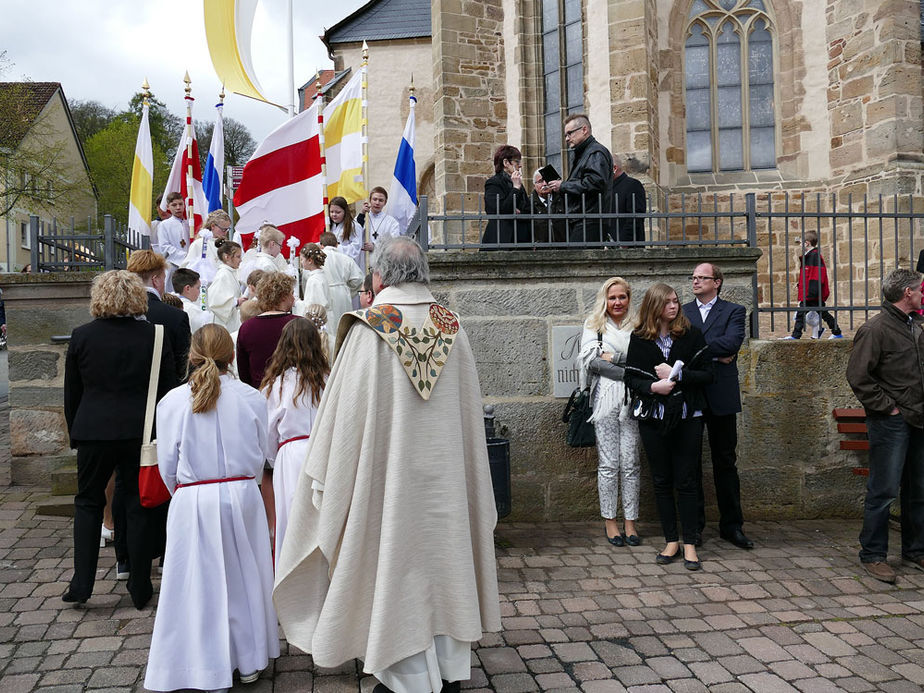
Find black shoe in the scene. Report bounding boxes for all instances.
[625,534,641,547]
[441,681,461,693]
[720,528,754,549]
[655,548,681,565]
[607,532,625,547]
[684,558,702,571]
[61,590,87,606]
[373,685,394,693]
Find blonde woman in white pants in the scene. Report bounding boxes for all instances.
[578,277,641,547]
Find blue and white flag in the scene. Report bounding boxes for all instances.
[386,94,417,235]
[203,102,225,212]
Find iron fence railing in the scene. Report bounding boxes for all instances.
[29,215,150,272]
[406,192,924,337]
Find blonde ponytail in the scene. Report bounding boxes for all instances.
[187,324,235,413]
[189,358,222,413]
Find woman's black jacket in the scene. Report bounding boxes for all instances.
[481,171,529,245]
[624,327,715,424]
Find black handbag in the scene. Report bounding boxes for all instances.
[562,386,596,447]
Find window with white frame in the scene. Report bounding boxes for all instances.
[684,0,777,172]
[541,0,585,175]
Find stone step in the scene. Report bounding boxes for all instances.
[35,497,73,517]
[11,453,76,487]
[51,465,77,496]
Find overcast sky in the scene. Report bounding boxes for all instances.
[1,0,367,142]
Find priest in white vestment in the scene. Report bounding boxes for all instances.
[274,237,500,693]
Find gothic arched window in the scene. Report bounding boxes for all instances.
[684,0,776,172]
[541,0,584,175]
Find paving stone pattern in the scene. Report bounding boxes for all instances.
[1,484,924,692]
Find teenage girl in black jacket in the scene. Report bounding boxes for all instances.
[625,283,714,571]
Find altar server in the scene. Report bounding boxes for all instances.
[144,324,278,693]
[262,319,329,565]
[207,240,244,333]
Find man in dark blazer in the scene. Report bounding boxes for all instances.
[683,263,754,549]
[123,250,190,576]
[126,250,190,383]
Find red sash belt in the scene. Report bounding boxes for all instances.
[175,475,254,489]
[278,434,310,450]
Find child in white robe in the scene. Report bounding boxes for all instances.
[299,243,330,310]
[207,240,244,333]
[145,324,278,693]
[261,319,328,565]
[329,195,368,267]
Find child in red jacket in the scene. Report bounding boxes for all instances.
[785,231,843,339]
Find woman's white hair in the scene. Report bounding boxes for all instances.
[371,237,429,287]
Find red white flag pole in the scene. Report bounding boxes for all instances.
[184,71,195,240]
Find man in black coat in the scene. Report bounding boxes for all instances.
[611,156,647,243]
[547,114,613,244]
[682,263,754,550]
[126,249,190,383]
[123,250,190,575]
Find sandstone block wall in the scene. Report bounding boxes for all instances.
[2,274,90,484]
[427,248,867,522]
[2,259,871,525]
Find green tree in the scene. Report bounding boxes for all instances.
[83,115,168,225]
[196,116,257,171]
[128,91,183,159]
[69,99,116,145]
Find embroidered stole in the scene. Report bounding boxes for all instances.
[343,303,461,400]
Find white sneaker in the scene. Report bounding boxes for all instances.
[828,334,844,339]
[781,336,796,340]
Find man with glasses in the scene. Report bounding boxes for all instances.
[682,263,753,549]
[546,114,614,244]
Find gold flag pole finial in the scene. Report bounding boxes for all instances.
[142,78,151,107]
[362,40,369,64]
[184,71,192,97]
[409,73,415,99]
[219,85,225,105]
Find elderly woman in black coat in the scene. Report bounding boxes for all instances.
[482,144,530,246]
[63,270,177,608]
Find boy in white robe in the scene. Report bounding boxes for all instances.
[172,268,215,334]
[360,186,401,245]
[154,192,190,288]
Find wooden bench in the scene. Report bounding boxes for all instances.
[832,407,869,476]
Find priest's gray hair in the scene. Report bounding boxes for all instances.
[371,236,430,287]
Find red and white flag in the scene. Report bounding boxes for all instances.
[233,102,324,257]
[160,120,208,234]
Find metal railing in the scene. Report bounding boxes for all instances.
[407,192,924,337]
[29,215,150,272]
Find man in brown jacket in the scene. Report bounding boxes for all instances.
[846,268,924,584]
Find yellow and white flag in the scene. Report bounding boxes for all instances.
[204,0,269,104]
[323,70,366,203]
[128,101,153,236]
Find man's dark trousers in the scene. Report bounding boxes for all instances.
[682,298,747,535]
[859,414,924,563]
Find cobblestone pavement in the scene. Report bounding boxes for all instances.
[1,484,924,693]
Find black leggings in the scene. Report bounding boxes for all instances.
[638,418,704,545]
